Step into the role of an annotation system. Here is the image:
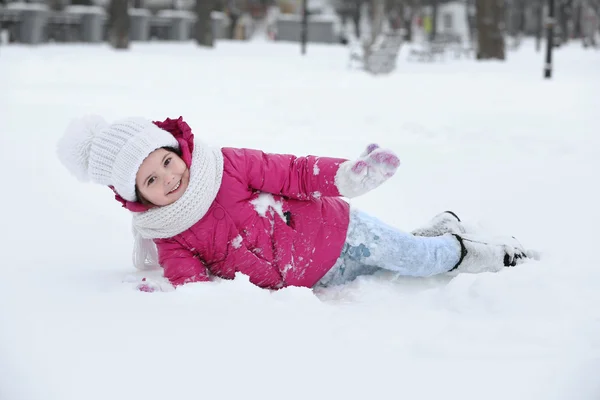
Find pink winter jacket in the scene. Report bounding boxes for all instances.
[115,118,352,289]
[154,148,351,289]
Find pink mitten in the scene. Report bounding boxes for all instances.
[335,144,400,198]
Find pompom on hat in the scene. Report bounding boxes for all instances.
[57,115,179,202]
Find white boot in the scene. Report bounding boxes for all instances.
[449,233,531,274]
[412,211,466,237]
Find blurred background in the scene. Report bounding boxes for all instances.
[0,0,598,62]
[1,2,600,400]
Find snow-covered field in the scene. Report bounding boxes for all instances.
[0,40,598,400]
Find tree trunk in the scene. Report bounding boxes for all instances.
[557,0,566,42]
[301,0,308,54]
[195,0,215,47]
[515,0,527,36]
[385,0,403,31]
[507,0,524,36]
[351,0,362,40]
[518,0,527,34]
[466,0,476,46]
[511,0,526,48]
[476,0,506,60]
[406,0,423,42]
[404,3,415,41]
[370,0,385,45]
[544,0,555,78]
[573,0,582,38]
[430,0,439,40]
[396,0,405,32]
[108,0,129,50]
[559,0,572,43]
[535,0,543,51]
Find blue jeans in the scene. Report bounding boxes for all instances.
[315,208,461,287]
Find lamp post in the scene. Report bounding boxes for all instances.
[301,0,308,55]
[544,0,556,79]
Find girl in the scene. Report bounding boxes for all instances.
[57,116,533,292]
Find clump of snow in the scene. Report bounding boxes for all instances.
[156,10,195,19]
[64,5,106,15]
[313,161,320,175]
[250,192,285,220]
[128,8,151,17]
[6,2,49,11]
[231,234,243,249]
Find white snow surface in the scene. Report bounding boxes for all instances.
[0,40,599,400]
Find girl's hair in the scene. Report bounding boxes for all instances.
[135,146,183,207]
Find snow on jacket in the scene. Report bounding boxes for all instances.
[154,147,351,289]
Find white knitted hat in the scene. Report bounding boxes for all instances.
[57,115,180,202]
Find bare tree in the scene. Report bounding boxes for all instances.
[518,0,526,34]
[573,0,583,38]
[351,0,363,40]
[582,0,600,47]
[535,0,544,52]
[475,0,506,60]
[430,0,439,40]
[465,0,476,46]
[108,0,129,49]
[508,0,527,36]
[370,0,386,44]
[557,0,573,43]
[373,0,425,42]
[507,0,526,48]
[195,0,216,47]
[389,0,422,41]
[385,0,404,31]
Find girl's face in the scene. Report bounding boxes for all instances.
[135,148,190,207]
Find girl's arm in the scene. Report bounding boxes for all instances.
[206,239,285,290]
[155,235,285,290]
[223,144,400,200]
[154,238,211,287]
[223,147,347,200]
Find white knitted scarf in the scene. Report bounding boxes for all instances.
[131,141,224,269]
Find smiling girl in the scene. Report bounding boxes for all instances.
[57,116,534,292]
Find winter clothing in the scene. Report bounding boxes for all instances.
[153,146,352,288]
[317,210,536,287]
[450,234,530,274]
[57,115,403,290]
[57,116,179,202]
[132,139,224,238]
[411,211,466,237]
[334,143,400,198]
[57,114,536,292]
[411,211,534,272]
[316,208,462,287]
[130,138,224,271]
[130,120,400,289]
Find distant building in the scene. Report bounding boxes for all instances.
[417,1,470,43]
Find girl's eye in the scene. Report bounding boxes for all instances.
[164,157,172,167]
[148,177,156,186]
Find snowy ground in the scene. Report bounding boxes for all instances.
[0,39,599,400]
